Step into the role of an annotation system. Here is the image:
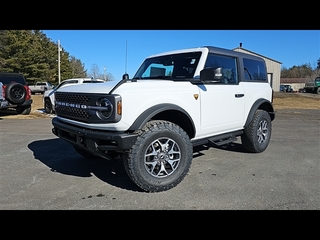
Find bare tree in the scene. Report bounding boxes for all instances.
[89,64,100,79]
[87,64,115,81]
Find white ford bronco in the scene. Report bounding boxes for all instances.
[52,46,275,192]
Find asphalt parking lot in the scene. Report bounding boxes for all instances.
[0,108,319,210]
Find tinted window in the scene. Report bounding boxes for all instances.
[0,73,26,85]
[243,58,267,81]
[204,54,238,84]
[133,52,202,80]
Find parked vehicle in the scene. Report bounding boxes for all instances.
[0,82,9,109]
[304,77,320,94]
[43,78,105,114]
[29,82,53,95]
[280,84,294,92]
[52,46,275,192]
[0,72,33,115]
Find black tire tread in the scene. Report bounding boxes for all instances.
[44,98,52,114]
[5,83,27,104]
[241,109,271,153]
[123,120,193,192]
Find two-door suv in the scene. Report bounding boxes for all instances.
[52,46,275,192]
[0,72,33,115]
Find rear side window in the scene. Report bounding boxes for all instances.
[0,73,26,85]
[243,58,267,81]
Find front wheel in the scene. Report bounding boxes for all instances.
[123,120,193,192]
[44,98,53,114]
[241,109,272,153]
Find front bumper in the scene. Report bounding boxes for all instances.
[52,117,138,154]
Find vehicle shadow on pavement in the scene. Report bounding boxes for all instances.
[28,138,143,192]
[193,142,247,158]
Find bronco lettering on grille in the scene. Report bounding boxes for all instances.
[56,101,87,109]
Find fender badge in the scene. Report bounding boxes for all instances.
[194,94,199,100]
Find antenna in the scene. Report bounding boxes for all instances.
[125,40,127,73]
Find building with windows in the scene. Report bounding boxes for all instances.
[233,43,282,92]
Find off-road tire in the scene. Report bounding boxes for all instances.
[44,98,53,114]
[123,120,193,192]
[5,83,27,104]
[16,106,31,115]
[317,87,320,94]
[241,109,271,153]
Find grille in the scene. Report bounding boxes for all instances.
[55,92,94,123]
[56,106,91,120]
[55,93,90,104]
[54,92,119,124]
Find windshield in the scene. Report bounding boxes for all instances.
[133,51,202,80]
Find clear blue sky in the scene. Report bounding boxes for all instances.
[42,30,320,81]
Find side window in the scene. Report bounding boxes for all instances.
[243,58,267,81]
[204,54,238,84]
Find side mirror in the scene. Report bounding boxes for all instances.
[200,67,222,82]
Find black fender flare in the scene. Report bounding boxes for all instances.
[244,98,275,128]
[128,103,196,134]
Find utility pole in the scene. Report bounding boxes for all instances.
[58,40,62,84]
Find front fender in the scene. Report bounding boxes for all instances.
[128,103,196,134]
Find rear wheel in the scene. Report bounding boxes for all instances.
[241,110,272,153]
[123,120,193,192]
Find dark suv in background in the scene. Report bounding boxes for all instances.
[0,73,33,115]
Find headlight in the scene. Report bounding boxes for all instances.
[95,97,113,120]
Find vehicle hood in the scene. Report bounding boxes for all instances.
[56,81,120,94]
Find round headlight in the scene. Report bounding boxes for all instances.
[96,97,113,119]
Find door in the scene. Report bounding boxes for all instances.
[197,54,245,138]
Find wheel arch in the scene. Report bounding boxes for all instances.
[128,103,196,139]
[43,95,51,102]
[244,98,275,128]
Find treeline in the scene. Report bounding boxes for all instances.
[281,60,320,79]
[0,30,86,85]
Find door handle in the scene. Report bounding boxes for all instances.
[235,94,244,98]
